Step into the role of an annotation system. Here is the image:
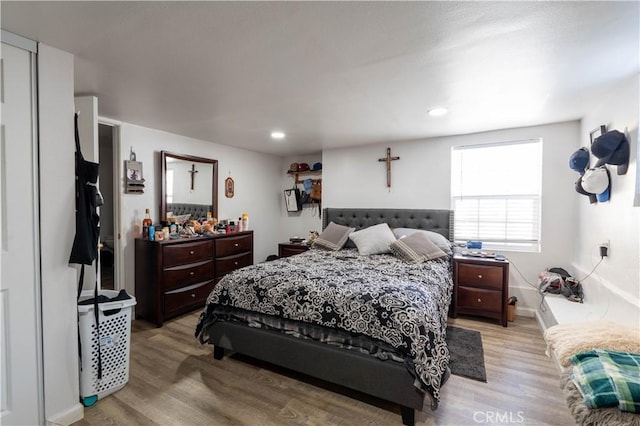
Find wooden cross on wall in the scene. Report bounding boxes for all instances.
[189,164,198,190]
[378,147,400,188]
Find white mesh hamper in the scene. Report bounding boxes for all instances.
[78,290,136,407]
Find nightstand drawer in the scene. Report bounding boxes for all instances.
[163,259,215,291]
[279,243,310,258]
[163,240,214,267]
[456,263,504,290]
[457,286,502,313]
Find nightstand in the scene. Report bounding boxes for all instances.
[452,254,509,327]
[278,242,311,258]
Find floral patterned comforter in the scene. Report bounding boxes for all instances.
[195,247,453,402]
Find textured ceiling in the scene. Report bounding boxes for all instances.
[2,1,638,156]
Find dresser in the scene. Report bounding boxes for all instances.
[135,231,253,327]
[278,242,310,258]
[452,254,509,327]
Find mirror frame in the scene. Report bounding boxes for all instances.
[160,151,218,222]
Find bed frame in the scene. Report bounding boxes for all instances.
[207,208,454,425]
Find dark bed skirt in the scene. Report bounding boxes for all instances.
[208,321,447,426]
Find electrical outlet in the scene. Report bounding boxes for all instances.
[599,241,609,258]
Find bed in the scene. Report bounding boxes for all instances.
[195,208,454,425]
[165,202,212,221]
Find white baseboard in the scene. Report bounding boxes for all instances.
[46,403,84,426]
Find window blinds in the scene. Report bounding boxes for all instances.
[451,139,542,252]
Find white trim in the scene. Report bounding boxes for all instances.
[30,47,45,426]
[45,402,83,426]
[1,30,37,53]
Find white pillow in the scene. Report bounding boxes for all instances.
[392,228,452,253]
[349,223,396,255]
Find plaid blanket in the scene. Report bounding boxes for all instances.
[570,349,640,413]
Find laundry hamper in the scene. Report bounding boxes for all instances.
[78,289,136,407]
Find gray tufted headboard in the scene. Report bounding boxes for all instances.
[323,208,454,241]
[166,203,213,221]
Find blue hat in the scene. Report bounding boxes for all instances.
[592,130,629,175]
[312,162,322,171]
[569,147,590,175]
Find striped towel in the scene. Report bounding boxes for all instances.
[570,349,640,413]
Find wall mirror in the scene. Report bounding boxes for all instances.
[160,151,218,222]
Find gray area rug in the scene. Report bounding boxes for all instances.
[446,325,487,382]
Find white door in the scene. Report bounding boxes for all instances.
[0,36,44,424]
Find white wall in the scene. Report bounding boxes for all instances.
[323,121,582,314]
[38,44,83,425]
[278,154,323,244]
[573,73,640,326]
[115,123,283,297]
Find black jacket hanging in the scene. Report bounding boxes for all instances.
[69,112,102,266]
[69,112,105,378]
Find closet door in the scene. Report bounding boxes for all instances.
[0,34,44,425]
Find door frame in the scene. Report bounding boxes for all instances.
[97,118,123,291]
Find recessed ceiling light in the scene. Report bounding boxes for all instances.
[271,131,286,140]
[427,107,448,117]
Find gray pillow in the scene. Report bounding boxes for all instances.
[390,232,448,263]
[313,222,355,251]
[392,228,452,254]
[348,223,396,255]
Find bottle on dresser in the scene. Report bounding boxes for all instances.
[242,213,249,231]
[142,208,152,239]
[237,217,243,232]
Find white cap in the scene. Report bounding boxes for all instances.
[581,167,609,194]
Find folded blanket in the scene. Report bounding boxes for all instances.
[570,349,640,413]
[544,320,640,368]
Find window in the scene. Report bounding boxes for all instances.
[166,169,174,203]
[451,139,542,252]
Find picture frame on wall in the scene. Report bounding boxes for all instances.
[284,188,302,212]
[590,125,607,144]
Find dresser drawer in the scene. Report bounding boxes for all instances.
[164,280,214,317]
[215,234,252,257]
[163,259,215,291]
[457,286,502,313]
[216,252,253,277]
[163,240,214,267]
[457,263,504,290]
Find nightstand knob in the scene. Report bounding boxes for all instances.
[234,243,239,247]
[477,298,482,303]
[234,261,239,266]
[191,293,196,298]
[190,271,195,276]
[478,274,483,279]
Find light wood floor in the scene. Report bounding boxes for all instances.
[74,313,575,426]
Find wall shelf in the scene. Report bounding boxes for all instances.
[288,170,322,184]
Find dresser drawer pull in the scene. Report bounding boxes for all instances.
[191,293,196,298]
[190,250,195,255]
[478,274,483,279]
[234,261,239,266]
[190,271,195,276]
[234,243,239,247]
[477,298,482,303]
